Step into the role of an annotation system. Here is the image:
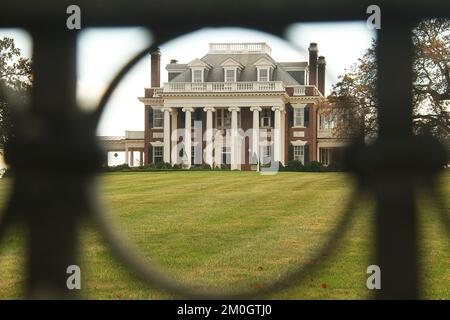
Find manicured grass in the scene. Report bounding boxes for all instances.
[0,171,448,299]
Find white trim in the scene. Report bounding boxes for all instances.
[253,57,276,68]
[191,68,204,83]
[224,67,237,82]
[290,140,307,146]
[220,57,244,69]
[257,67,270,82]
[187,58,211,69]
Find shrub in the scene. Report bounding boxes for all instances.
[285,160,304,172]
[172,164,182,170]
[203,164,212,170]
[303,161,324,172]
[155,162,172,169]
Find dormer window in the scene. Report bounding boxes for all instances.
[225,69,236,82]
[188,58,212,83]
[192,69,203,82]
[220,58,243,83]
[258,68,269,82]
[254,57,275,82]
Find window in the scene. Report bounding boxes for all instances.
[193,69,203,82]
[260,109,272,127]
[222,147,231,165]
[191,146,195,166]
[320,148,332,166]
[258,68,269,82]
[153,146,163,163]
[294,145,305,163]
[225,69,236,82]
[153,109,164,128]
[319,113,336,130]
[261,145,272,164]
[294,107,305,127]
[216,109,239,129]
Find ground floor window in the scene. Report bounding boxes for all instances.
[153,146,163,163]
[222,147,231,165]
[319,148,332,166]
[293,145,305,163]
[261,145,272,164]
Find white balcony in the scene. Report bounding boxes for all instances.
[209,42,272,55]
[162,81,285,94]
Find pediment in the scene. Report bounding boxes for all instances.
[188,58,211,69]
[254,57,275,68]
[220,58,244,69]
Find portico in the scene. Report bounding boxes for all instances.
[157,100,287,170]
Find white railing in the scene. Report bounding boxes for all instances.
[293,86,306,96]
[291,85,322,97]
[162,81,285,93]
[209,43,272,55]
[152,88,163,97]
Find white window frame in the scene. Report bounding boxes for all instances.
[153,146,163,163]
[293,145,305,163]
[224,68,236,82]
[192,68,204,83]
[293,107,305,127]
[319,148,332,166]
[257,68,269,82]
[153,109,164,128]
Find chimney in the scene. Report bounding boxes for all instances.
[150,48,161,88]
[317,56,326,95]
[308,43,318,87]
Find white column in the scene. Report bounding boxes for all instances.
[228,107,240,170]
[271,105,284,163]
[163,108,171,163]
[250,106,261,169]
[204,107,215,167]
[182,107,194,168]
[171,110,178,165]
[125,148,129,166]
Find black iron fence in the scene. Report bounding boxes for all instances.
[0,0,448,299]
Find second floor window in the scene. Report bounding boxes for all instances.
[260,109,272,127]
[153,109,164,128]
[294,108,305,127]
[193,69,203,82]
[319,113,336,130]
[216,109,240,129]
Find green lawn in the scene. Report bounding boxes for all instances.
[0,171,448,299]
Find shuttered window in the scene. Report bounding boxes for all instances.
[294,145,305,163]
[153,146,163,163]
[294,108,305,127]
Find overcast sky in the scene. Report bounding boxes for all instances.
[0,23,375,137]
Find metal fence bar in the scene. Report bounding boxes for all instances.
[375,18,417,299]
